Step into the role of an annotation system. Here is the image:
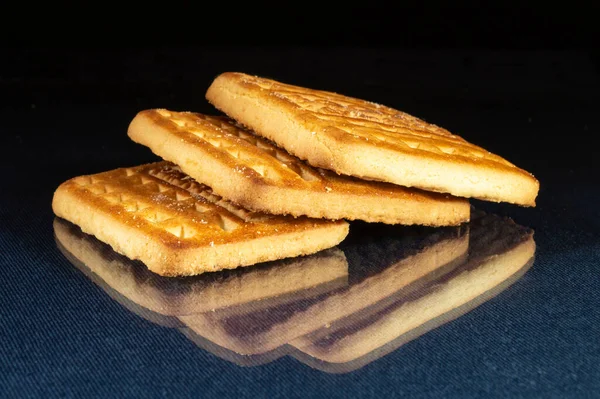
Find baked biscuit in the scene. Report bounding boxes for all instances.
[52,162,349,276]
[206,72,539,206]
[128,109,470,226]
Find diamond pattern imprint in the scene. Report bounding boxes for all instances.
[70,164,287,242]
[240,75,515,168]
[156,110,325,185]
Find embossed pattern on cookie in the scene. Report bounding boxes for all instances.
[52,162,349,276]
[128,109,470,226]
[206,72,539,206]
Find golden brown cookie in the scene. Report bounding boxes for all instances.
[128,109,470,226]
[52,162,349,276]
[206,72,539,206]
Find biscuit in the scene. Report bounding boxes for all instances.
[206,72,539,206]
[54,217,348,316]
[127,109,470,226]
[52,162,349,276]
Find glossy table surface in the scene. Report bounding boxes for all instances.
[1,48,599,397]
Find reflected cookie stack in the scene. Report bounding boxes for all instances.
[54,211,535,372]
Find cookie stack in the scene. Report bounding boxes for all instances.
[52,72,539,276]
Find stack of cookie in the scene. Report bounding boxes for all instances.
[52,72,539,276]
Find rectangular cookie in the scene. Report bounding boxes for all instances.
[128,109,470,226]
[206,72,540,207]
[52,162,349,276]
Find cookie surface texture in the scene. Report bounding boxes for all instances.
[52,162,349,276]
[206,72,539,206]
[128,109,470,225]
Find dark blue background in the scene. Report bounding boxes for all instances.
[1,40,599,398]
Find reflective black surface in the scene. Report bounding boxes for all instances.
[2,47,599,397]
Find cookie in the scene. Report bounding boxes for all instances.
[206,72,539,206]
[52,162,349,276]
[128,109,470,226]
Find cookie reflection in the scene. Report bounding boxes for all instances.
[179,220,468,355]
[290,211,535,372]
[54,217,348,323]
[54,210,534,373]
